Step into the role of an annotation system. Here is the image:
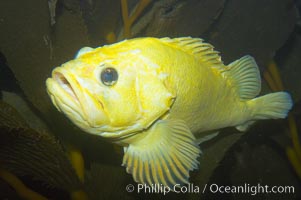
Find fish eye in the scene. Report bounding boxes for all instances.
[100,67,118,86]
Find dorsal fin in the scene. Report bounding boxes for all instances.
[160,37,261,100]
[223,55,261,100]
[160,37,223,68]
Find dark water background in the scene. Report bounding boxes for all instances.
[0,0,301,199]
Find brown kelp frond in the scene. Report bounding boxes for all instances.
[120,0,151,39]
[264,60,301,179]
[0,100,28,129]
[0,101,82,192]
[286,115,301,178]
[68,146,85,182]
[0,169,48,200]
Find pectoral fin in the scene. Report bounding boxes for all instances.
[122,119,201,188]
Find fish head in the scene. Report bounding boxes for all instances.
[46,41,175,140]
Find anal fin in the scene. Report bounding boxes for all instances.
[236,121,255,132]
[195,131,219,144]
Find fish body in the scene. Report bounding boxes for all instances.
[46,37,292,187]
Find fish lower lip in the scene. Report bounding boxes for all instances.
[53,72,80,103]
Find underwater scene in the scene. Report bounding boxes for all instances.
[1,0,301,199]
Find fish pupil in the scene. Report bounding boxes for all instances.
[101,67,118,86]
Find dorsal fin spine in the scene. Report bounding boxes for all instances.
[160,37,224,68]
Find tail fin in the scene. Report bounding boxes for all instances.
[250,92,293,120]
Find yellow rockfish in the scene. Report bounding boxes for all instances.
[46,37,292,187]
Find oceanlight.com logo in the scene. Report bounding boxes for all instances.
[125,183,295,196]
[126,183,200,195]
[205,183,295,196]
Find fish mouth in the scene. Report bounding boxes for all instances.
[53,71,81,105]
[47,70,90,128]
[49,69,107,130]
